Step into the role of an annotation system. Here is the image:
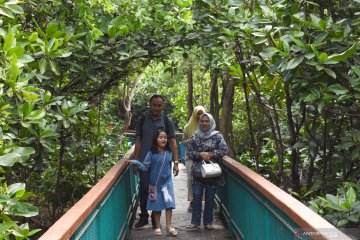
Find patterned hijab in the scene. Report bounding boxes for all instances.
[194,113,219,140]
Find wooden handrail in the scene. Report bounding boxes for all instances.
[39,146,135,240]
[222,156,350,240]
[39,145,348,240]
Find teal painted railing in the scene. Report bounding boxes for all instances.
[218,167,301,239]
[217,156,349,240]
[70,167,137,240]
[39,147,139,240]
[40,134,349,240]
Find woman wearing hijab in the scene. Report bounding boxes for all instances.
[186,113,228,230]
[182,106,206,211]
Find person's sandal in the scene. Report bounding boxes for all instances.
[154,228,162,236]
[167,227,178,236]
[204,225,215,230]
[186,224,200,230]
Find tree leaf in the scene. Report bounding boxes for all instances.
[326,194,338,205]
[317,52,327,63]
[28,32,38,42]
[352,66,360,77]
[260,47,279,58]
[133,50,148,57]
[46,21,58,35]
[351,146,360,160]
[313,33,328,44]
[328,41,360,62]
[27,109,46,120]
[0,222,17,235]
[252,32,266,37]
[0,7,14,18]
[345,187,356,204]
[337,219,349,227]
[324,68,336,79]
[12,147,35,157]
[0,152,21,166]
[40,130,58,138]
[5,4,23,14]
[327,84,348,95]
[7,183,25,196]
[317,100,325,113]
[11,202,39,217]
[18,55,34,63]
[49,60,60,75]
[47,38,55,53]
[347,215,358,222]
[310,14,321,26]
[286,56,304,70]
[39,58,47,74]
[7,46,24,57]
[3,32,14,52]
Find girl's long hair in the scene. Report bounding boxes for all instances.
[150,129,170,153]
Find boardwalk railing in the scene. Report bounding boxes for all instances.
[39,141,350,240]
[217,156,350,240]
[39,146,138,240]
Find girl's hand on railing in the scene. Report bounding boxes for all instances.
[125,160,140,173]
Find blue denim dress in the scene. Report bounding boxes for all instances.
[131,150,176,211]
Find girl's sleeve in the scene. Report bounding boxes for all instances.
[187,137,201,162]
[212,134,228,161]
[131,152,151,171]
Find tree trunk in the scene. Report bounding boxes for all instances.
[271,101,285,177]
[53,126,65,221]
[306,112,319,190]
[220,70,236,158]
[234,38,259,171]
[284,81,300,191]
[209,67,220,127]
[187,63,194,118]
[120,60,150,134]
[321,112,329,182]
[94,95,102,183]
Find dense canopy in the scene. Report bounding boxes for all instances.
[0,0,359,237]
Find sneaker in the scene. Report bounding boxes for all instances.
[134,218,148,228]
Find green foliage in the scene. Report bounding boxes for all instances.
[0,179,40,239]
[309,182,360,227]
[132,48,211,129]
[0,0,359,235]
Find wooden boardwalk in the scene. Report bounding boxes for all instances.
[130,163,229,240]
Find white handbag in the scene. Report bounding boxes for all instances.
[201,160,222,178]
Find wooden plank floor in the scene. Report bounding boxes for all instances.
[129,163,229,240]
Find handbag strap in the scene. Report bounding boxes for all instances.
[154,151,166,187]
[202,160,213,165]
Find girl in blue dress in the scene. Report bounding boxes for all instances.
[128,130,178,237]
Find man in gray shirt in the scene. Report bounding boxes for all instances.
[133,94,179,228]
